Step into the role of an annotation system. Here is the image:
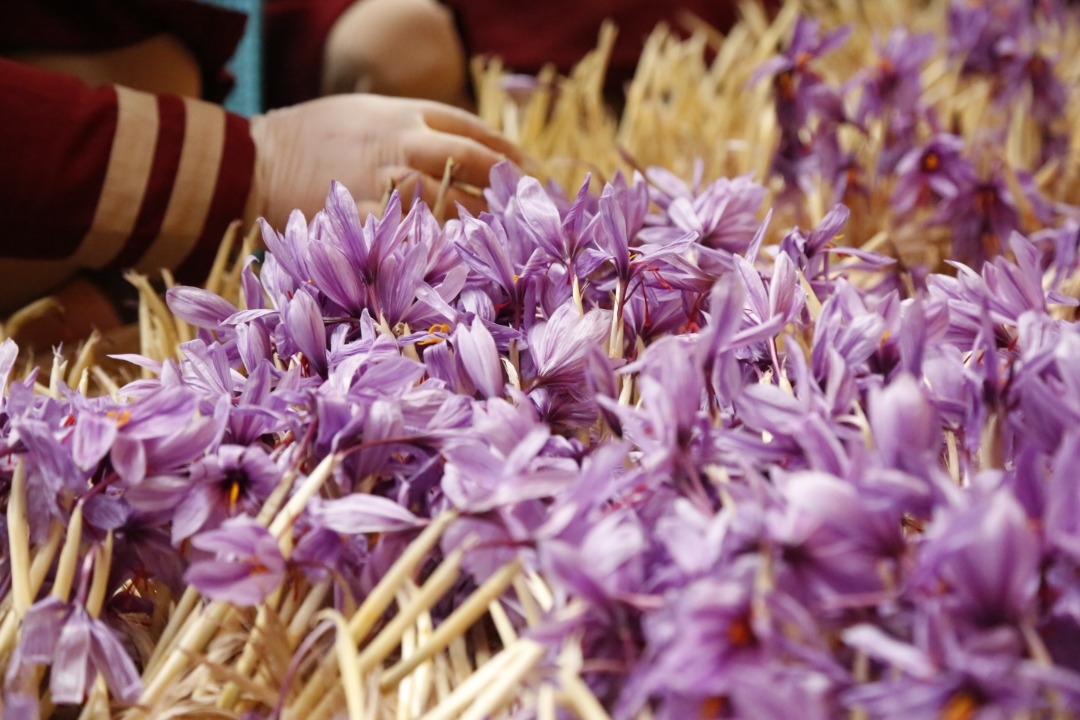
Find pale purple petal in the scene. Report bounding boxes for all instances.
[285,289,328,376]
[166,286,238,329]
[87,619,142,703]
[842,625,935,678]
[516,176,566,260]
[454,318,503,398]
[50,611,91,704]
[72,413,117,471]
[308,494,425,534]
[186,518,285,606]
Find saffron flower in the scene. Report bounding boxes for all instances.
[5,596,142,707]
[184,516,286,606]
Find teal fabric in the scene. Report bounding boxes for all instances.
[200,0,263,116]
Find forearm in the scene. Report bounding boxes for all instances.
[0,59,255,311]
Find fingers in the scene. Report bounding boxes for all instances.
[403,130,512,190]
[418,102,523,163]
[377,167,487,220]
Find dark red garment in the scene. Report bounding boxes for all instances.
[0,0,246,102]
[0,59,255,287]
[445,0,743,73]
[444,0,774,97]
[263,0,355,108]
[0,60,114,262]
[262,0,775,107]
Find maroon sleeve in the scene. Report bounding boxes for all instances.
[0,0,247,103]
[0,59,255,307]
[263,0,356,108]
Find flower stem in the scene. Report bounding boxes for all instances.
[268,452,341,542]
[559,668,613,720]
[51,503,83,603]
[287,578,332,646]
[86,531,113,618]
[458,640,545,720]
[142,585,200,680]
[6,458,31,615]
[137,600,232,709]
[608,280,626,360]
[307,543,470,720]
[318,609,366,720]
[419,640,543,720]
[380,558,522,691]
[288,511,458,716]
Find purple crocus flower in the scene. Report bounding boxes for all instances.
[4,596,142,706]
[935,172,1020,268]
[282,287,328,377]
[441,400,579,511]
[106,386,226,488]
[307,493,425,535]
[947,0,1035,76]
[632,563,762,699]
[10,417,87,540]
[588,174,695,281]
[868,373,942,475]
[779,203,872,286]
[754,16,853,133]
[1044,430,1080,563]
[892,134,976,216]
[184,516,286,606]
[322,181,405,287]
[166,286,239,331]
[305,220,369,315]
[753,15,851,198]
[914,488,1040,629]
[639,173,767,256]
[455,213,526,320]
[996,43,1069,127]
[513,174,594,277]
[526,301,611,390]
[169,444,281,542]
[853,29,936,125]
[452,317,505,399]
[842,619,1067,719]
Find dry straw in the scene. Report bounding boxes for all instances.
[4,0,1080,717]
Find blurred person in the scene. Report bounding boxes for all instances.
[278,0,778,109]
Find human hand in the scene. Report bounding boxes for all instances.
[248,94,520,228]
[321,0,467,106]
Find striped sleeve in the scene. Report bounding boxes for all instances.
[0,59,255,309]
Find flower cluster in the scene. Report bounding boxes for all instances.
[751,3,1073,270]
[3,2,1080,717]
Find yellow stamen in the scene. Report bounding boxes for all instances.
[106,409,132,427]
[228,480,242,513]
[941,690,979,720]
[417,323,452,347]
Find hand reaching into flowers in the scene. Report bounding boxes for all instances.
[249,93,522,228]
[0,56,521,345]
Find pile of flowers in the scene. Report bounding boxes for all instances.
[5,1,1080,718]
